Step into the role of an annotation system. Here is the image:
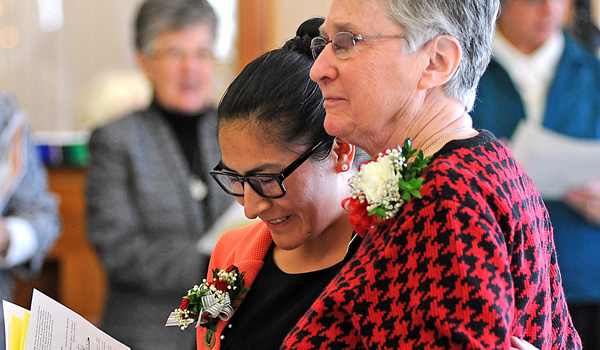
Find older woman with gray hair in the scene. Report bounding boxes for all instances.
[280,0,581,349]
[85,0,232,349]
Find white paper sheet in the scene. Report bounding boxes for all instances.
[22,289,129,350]
[509,121,600,200]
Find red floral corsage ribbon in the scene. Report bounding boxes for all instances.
[166,265,249,348]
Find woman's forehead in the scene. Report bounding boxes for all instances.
[218,128,303,175]
[322,0,389,35]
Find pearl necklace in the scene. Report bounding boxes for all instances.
[423,127,471,153]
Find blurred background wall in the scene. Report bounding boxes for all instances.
[1,0,597,134]
[0,0,332,134]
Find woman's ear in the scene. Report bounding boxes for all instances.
[418,34,462,90]
[332,137,355,173]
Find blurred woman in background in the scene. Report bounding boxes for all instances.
[85,0,232,349]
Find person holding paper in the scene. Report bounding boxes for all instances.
[85,0,235,349]
[470,0,600,348]
[186,17,366,350]
[0,92,60,350]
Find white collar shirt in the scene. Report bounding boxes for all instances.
[491,30,564,126]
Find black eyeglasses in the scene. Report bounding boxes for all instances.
[210,140,325,199]
[310,31,407,60]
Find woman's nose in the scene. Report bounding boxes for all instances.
[310,43,338,83]
[239,185,271,220]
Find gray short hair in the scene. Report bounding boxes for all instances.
[385,0,499,111]
[135,0,218,55]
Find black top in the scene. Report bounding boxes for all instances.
[152,100,212,175]
[221,235,362,350]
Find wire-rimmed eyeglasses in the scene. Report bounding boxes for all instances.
[210,140,325,199]
[310,31,407,60]
[518,0,567,5]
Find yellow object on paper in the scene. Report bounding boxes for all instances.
[20,312,30,350]
[2,300,29,350]
[9,315,22,350]
[4,290,130,350]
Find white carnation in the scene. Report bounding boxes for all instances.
[357,156,399,206]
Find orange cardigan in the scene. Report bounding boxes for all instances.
[196,221,272,350]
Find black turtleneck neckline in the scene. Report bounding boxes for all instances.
[151,100,210,173]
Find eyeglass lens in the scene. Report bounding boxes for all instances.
[211,140,325,199]
[311,32,406,60]
[234,176,282,197]
[311,32,355,60]
[212,173,284,198]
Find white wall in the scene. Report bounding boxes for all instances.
[0,0,242,133]
[0,0,332,133]
[274,0,332,47]
[0,0,142,132]
[3,0,599,133]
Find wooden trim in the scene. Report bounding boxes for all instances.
[237,0,278,72]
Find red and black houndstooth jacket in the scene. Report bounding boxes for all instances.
[281,131,581,350]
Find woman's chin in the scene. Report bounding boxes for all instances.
[323,114,351,140]
[271,235,305,251]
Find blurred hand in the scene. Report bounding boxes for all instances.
[0,218,9,257]
[511,336,539,350]
[565,179,600,226]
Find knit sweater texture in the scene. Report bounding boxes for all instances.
[281,132,581,349]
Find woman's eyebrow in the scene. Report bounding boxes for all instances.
[218,161,280,175]
[320,22,359,38]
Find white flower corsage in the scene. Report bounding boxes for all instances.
[166,265,249,348]
[342,139,431,235]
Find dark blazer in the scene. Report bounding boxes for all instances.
[86,105,232,350]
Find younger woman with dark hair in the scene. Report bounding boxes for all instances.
[194,17,363,350]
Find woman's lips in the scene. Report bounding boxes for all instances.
[267,216,291,225]
[323,96,344,108]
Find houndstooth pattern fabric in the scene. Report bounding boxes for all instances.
[281,133,581,350]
